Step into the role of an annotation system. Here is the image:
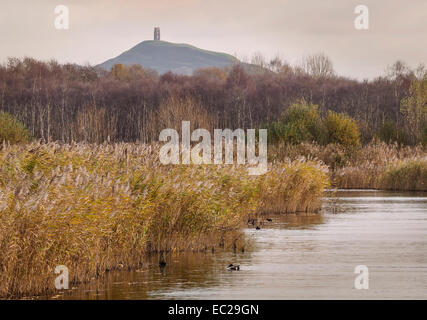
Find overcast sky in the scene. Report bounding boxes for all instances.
[0,0,426,79]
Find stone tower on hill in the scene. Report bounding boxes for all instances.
[154,27,160,41]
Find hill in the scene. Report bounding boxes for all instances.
[98,40,240,75]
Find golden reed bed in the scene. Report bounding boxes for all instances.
[270,141,427,191]
[0,142,329,298]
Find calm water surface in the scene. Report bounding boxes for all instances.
[53,190,427,300]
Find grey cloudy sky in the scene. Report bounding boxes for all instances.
[0,0,426,79]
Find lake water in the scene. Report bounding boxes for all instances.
[52,190,427,300]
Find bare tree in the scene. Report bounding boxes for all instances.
[251,52,267,69]
[300,52,335,78]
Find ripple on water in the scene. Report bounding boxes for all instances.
[54,190,427,300]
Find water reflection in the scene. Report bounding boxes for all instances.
[51,190,427,300]
[262,212,325,230]
[50,251,247,300]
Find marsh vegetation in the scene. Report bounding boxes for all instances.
[0,142,328,298]
[0,56,426,298]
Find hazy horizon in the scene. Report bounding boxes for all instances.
[1,0,426,79]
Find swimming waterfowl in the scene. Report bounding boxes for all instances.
[227,264,240,271]
[266,218,272,222]
[256,226,261,230]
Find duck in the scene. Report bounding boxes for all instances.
[266,218,273,222]
[256,226,261,230]
[227,264,240,271]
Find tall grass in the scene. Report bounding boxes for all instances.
[258,159,329,213]
[0,142,329,298]
[333,143,427,190]
[379,159,427,191]
[269,140,427,191]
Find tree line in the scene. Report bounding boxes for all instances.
[0,56,425,144]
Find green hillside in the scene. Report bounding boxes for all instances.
[98,40,239,75]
